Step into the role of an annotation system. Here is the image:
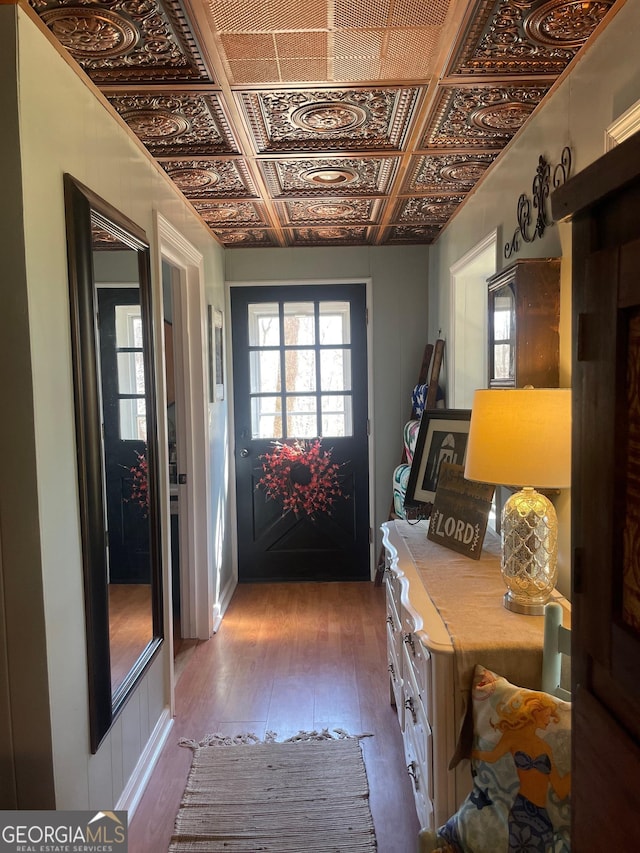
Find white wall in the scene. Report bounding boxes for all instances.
[428,0,640,598]
[225,244,430,561]
[2,5,228,809]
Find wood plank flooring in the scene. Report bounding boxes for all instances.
[128,581,421,852]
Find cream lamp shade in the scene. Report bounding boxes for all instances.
[464,387,571,614]
[464,388,571,489]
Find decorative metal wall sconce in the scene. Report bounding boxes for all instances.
[504,147,572,259]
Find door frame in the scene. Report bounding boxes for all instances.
[226,278,376,581]
[154,214,213,661]
[448,230,497,408]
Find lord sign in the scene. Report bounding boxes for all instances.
[427,462,494,559]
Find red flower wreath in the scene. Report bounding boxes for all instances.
[256,439,345,517]
[129,450,149,517]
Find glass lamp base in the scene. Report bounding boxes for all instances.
[501,486,558,616]
[503,591,547,616]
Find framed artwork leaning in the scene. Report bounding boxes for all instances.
[404,409,472,507]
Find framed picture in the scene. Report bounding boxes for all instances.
[208,306,224,402]
[404,409,472,506]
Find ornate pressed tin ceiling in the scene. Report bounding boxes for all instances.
[30,0,619,247]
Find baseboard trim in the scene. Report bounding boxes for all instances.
[213,575,237,633]
[116,707,173,817]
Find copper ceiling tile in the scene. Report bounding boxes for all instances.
[213,229,278,247]
[291,226,371,245]
[193,200,266,228]
[395,195,467,224]
[278,197,381,225]
[30,0,212,83]
[261,156,398,197]
[226,59,283,84]
[238,87,420,154]
[448,0,615,76]
[421,84,550,148]
[107,92,239,156]
[159,159,258,199]
[384,225,442,243]
[279,58,329,82]
[403,152,498,193]
[275,31,327,57]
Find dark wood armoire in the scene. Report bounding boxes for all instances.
[552,132,640,848]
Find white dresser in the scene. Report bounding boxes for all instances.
[381,519,569,831]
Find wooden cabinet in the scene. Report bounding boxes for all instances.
[382,519,568,832]
[487,258,560,388]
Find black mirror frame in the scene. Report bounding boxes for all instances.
[64,174,164,753]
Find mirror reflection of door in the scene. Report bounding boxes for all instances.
[93,239,153,697]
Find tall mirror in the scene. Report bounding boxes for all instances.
[64,174,163,753]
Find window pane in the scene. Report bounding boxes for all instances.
[493,293,513,340]
[117,351,145,394]
[319,302,350,344]
[283,303,315,345]
[320,348,351,391]
[284,349,316,392]
[248,303,280,346]
[119,398,146,441]
[321,395,353,437]
[250,350,281,394]
[251,396,283,439]
[494,344,513,380]
[115,304,142,348]
[286,396,317,437]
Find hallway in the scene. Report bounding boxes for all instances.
[128,581,421,852]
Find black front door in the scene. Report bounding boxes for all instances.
[231,284,370,582]
[98,288,150,583]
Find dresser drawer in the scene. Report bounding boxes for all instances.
[400,624,433,724]
[386,621,404,725]
[403,690,435,829]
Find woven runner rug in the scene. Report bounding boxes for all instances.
[169,729,378,852]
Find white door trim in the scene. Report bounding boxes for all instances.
[154,214,213,658]
[448,231,497,409]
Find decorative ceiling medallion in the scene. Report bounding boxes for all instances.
[302,167,358,185]
[422,86,549,148]
[108,94,238,156]
[121,108,190,139]
[307,202,355,217]
[239,88,418,153]
[290,102,369,133]
[470,101,536,131]
[30,0,211,82]
[161,160,256,198]
[524,0,614,48]
[168,167,220,190]
[41,8,138,58]
[284,198,374,224]
[440,161,489,183]
[316,228,351,239]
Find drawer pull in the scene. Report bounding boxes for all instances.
[403,632,415,655]
[404,696,417,724]
[388,663,395,677]
[386,615,394,627]
[407,761,419,790]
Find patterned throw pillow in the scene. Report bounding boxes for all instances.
[434,665,571,853]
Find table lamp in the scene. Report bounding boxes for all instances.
[464,387,571,614]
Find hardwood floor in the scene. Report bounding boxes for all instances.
[128,581,421,852]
